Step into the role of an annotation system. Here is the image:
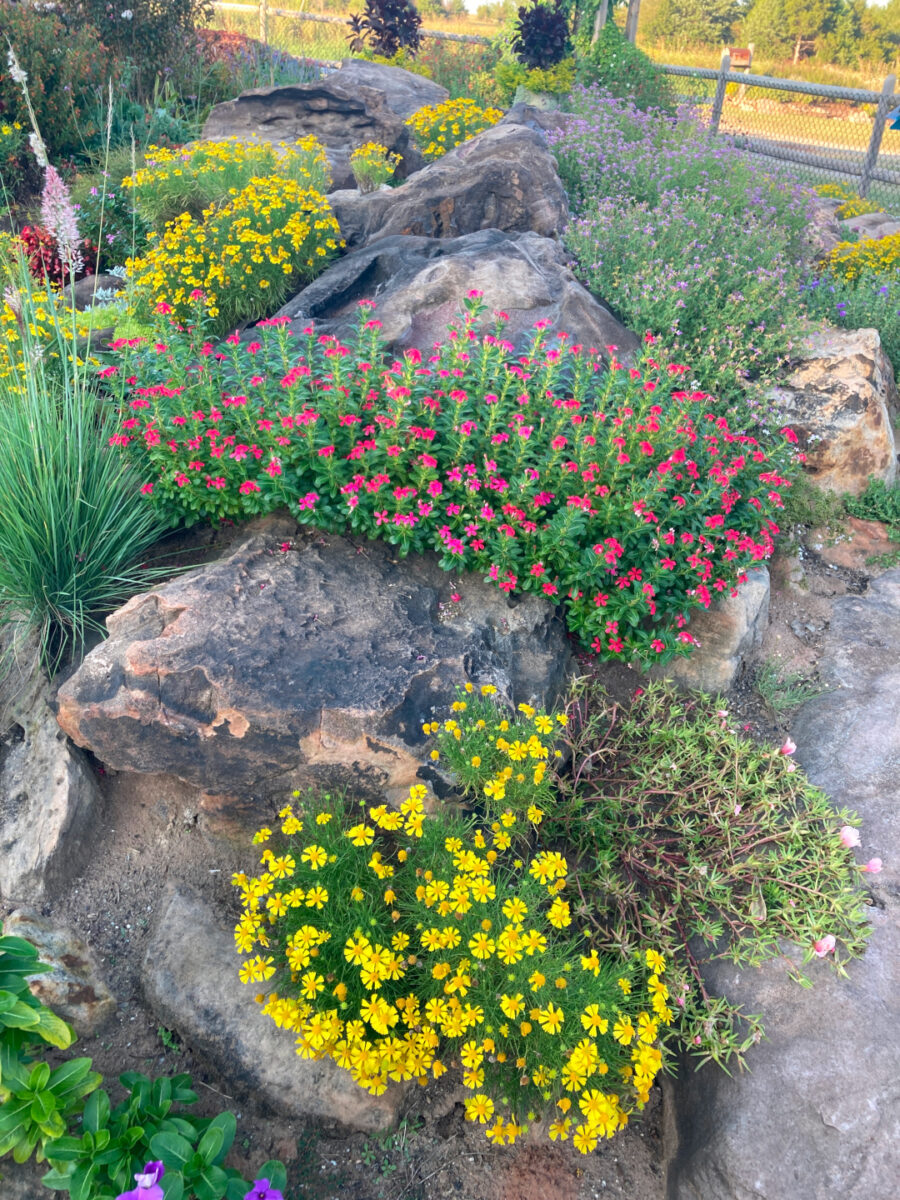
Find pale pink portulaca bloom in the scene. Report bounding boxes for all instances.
[780,737,797,756]
[839,826,861,849]
[862,858,883,874]
[812,935,836,957]
[41,164,83,277]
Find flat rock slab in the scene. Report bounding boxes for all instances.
[3,909,116,1036]
[328,123,568,248]
[770,326,898,495]
[143,886,406,1132]
[56,519,571,800]
[278,229,639,359]
[667,569,900,1200]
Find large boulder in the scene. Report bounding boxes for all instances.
[201,66,433,190]
[324,58,448,119]
[769,326,898,495]
[327,123,568,248]
[277,229,639,359]
[667,569,900,1200]
[651,566,770,694]
[0,628,103,905]
[56,518,572,802]
[840,211,900,240]
[143,886,406,1132]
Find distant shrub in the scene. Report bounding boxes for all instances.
[0,2,115,164]
[348,0,423,59]
[576,23,674,113]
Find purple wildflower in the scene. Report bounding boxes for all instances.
[115,1161,164,1200]
[244,1181,284,1200]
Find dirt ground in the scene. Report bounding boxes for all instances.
[2,515,896,1200]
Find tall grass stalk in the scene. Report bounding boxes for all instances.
[0,251,170,672]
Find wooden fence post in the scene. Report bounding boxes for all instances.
[710,50,730,136]
[860,73,896,197]
[259,0,268,45]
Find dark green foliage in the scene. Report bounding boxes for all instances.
[348,0,423,57]
[511,1,572,70]
[576,21,675,112]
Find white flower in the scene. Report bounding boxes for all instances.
[6,48,28,86]
[28,132,49,169]
[120,8,133,17]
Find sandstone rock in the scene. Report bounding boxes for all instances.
[667,569,900,1200]
[810,515,900,572]
[652,566,770,694]
[56,518,571,801]
[770,326,898,495]
[0,637,103,904]
[806,199,843,259]
[278,229,639,359]
[841,211,900,240]
[327,123,568,248]
[325,58,448,119]
[144,886,406,1131]
[201,72,427,191]
[2,910,116,1036]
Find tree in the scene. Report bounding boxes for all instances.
[645,0,740,46]
[742,0,843,62]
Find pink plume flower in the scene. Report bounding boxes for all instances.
[41,164,83,276]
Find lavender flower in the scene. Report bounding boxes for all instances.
[115,1161,164,1200]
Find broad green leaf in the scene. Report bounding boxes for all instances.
[150,1128,194,1171]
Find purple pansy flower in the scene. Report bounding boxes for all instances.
[115,1161,164,1200]
[244,1180,284,1200]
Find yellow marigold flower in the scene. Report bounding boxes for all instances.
[581,1004,609,1035]
[315,812,332,825]
[618,976,633,996]
[538,1003,564,1034]
[646,948,666,974]
[464,1094,495,1124]
[613,1017,636,1046]
[547,897,571,929]
[470,755,481,768]
[548,1117,571,1141]
[301,844,328,870]
[346,823,375,847]
[252,827,272,844]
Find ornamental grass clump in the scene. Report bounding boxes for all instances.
[405,98,503,161]
[122,136,332,229]
[349,142,401,193]
[233,783,667,1151]
[111,294,799,665]
[127,176,342,334]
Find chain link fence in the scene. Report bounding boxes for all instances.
[661,55,900,210]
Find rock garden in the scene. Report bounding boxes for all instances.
[0,3,898,1199]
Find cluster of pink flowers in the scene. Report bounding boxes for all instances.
[107,295,801,663]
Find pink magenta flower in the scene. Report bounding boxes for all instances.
[244,1181,284,1200]
[839,826,860,849]
[812,935,836,957]
[779,737,796,756]
[862,858,883,874]
[115,1161,164,1200]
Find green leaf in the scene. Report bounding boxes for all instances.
[205,1111,236,1162]
[193,1162,229,1200]
[255,1160,287,1191]
[160,1172,185,1200]
[196,1123,224,1167]
[41,1163,76,1190]
[82,1089,110,1135]
[150,1129,194,1171]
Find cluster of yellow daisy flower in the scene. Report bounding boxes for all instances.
[128,176,342,333]
[232,733,668,1151]
[349,142,402,193]
[122,136,332,226]
[429,683,563,816]
[404,98,504,162]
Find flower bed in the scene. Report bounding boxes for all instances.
[109,295,797,664]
